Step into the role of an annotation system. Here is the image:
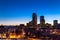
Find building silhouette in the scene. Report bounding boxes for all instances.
[53,20,60,28]
[40,16,45,28]
[53,20,58,26]
[32,13,37,27]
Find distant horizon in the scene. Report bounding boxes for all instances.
[0,15,60,25]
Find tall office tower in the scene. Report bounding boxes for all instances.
[32,13,37,27]
[53,20,58,26]
[40,16,45,27]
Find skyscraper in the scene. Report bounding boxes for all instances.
[40,16,45,27]
[53,20,58,26]
[32,13,37,27]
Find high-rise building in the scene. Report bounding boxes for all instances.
[20,24,25,28]
[40,16,45,27]
[53,20,58,26]
[32,13,37,27]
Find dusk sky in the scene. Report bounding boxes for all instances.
[0,0,60,25]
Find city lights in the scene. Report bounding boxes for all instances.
[0,13,60,40]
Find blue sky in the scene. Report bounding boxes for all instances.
[0,0,60,25]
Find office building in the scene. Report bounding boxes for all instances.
[40,16,45,27]
[32,13,37,27]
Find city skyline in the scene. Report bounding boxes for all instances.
[0,0,60,25]
[0,13,60,25]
